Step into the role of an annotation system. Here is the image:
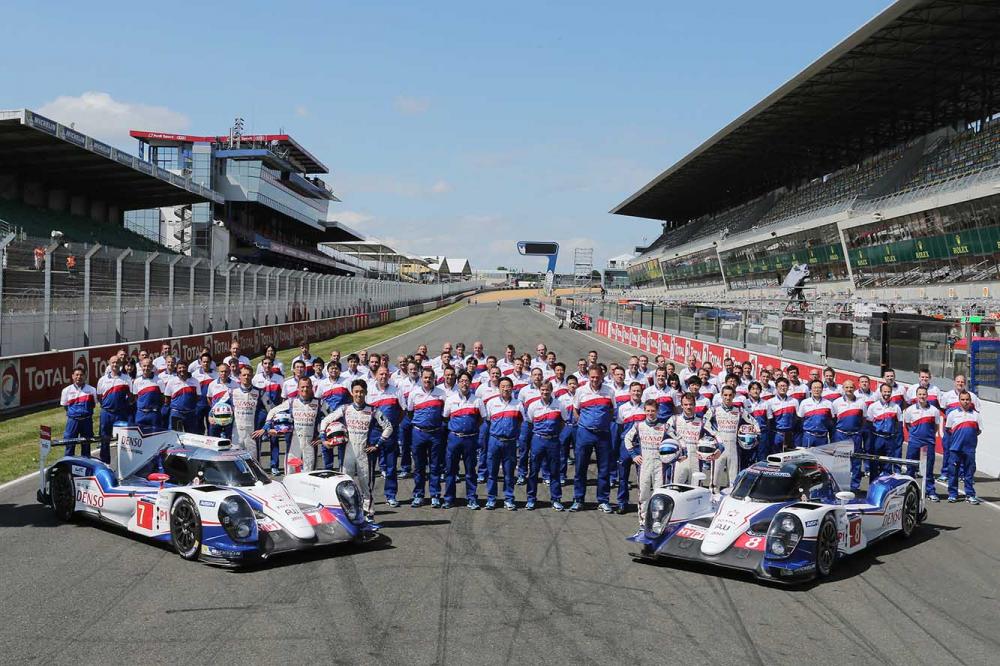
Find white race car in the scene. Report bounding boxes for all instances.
[36,425,384,566]
[628,443,927,583]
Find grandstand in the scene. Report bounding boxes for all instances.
[128,125,363,274]
[614,0,1000,303]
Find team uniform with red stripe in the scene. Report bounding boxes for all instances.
[525,396,570,504]
[903,403,941,493]
[485,396,524,503]
[832,394,868,489]
[367,383,404,500]
[641,383,676,423]
[768,395,799,451]
[96,370,131,462]
[442,390,485,504]
[945,408,982,499]
[131,375,163,434]
[573,383,615,506]
[60,383,97,457]
[163,375,200,433]
[407,385,448,501]
[866,399,902,476]
[797,397,834,447]
[615,399,647,507]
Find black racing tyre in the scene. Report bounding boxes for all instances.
[815,514,838,578]
[51,467,76,522]
[170,495,202,561]
[899,485,919,539]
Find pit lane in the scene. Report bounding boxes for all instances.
[0,303,997,664]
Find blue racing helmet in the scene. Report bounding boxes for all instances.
[271,412,294,435]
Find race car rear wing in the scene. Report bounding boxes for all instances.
[815,440,927,505]
[37,425,97,494]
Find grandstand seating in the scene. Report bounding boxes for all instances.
[756,146,906,227]
[0,198,169,253]
[900,121,1000,191]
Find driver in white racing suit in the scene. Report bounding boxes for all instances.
[708,385,755,490]
[230,366,266,455]
[321,378,393,518]
[666,392,716,485]
[624,399,667,526]
[263,376,330,472]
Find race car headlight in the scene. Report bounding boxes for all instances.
[644,494,674,536]
[766,512,803,558]
[219,495,256,542]
[336,480,363,523]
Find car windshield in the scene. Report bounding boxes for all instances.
[193,457,271,487]
[729,470,801,502]
[163,454,271,487]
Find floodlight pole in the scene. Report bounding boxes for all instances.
[82,243,102,346]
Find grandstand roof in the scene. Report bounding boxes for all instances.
[129,130,328,174]
[612,0,1000,222]
[320,239,417,264]
[0,110,222,209]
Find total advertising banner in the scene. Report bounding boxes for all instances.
[0,300,437,414]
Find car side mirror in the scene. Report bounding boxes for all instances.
[692,472,707,486]
[147,472,169,488]
[836,491,855,504]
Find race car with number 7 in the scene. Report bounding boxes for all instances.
[35,424,384,566]
[628,441,928,583]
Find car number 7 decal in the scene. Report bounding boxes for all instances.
[136,500,153,530]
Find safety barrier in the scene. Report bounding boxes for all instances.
[0,292,473,415]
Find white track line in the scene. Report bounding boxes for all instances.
[532,306,1000,514]
[0,305,468,496]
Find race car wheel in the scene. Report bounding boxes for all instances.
[815,515,838,578]
[170,495,202,561]
[900,486,919,539]
[51,467,76,522]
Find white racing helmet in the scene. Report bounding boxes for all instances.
[323,420,347,448]
[659,439,681,465]
[738,424,761,450]
[209,401,234,427]
[696,436,724,461]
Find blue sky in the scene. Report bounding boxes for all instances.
[0,0,892,272]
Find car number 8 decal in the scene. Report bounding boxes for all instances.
[849,518,862,547]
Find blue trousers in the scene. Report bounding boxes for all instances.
[870,433,893,478]
[836,430,865,491]
[753,429,772,463]
[905,439,936,494]
[947,448,976,498]
[615,435,634,506]
[134,410,161,435]
[773,430,795,452]
[802,432,830,448]
[375,430,399,500]
[516,421,531,478]
[574,427,611,504]
[939,431,952,478]
[398,415,413,474]
[560,425,576,481]
[486,436,516,502]
[609,422,621,485]
[412,427,445,499]
[274,433,292,469]
[98,411,128,463]
[63,416,94,457]
[194,404,209,435]
[168,409,199,435]
[477,420,490,480]
[528,435,562,502]
[444,432,479,502]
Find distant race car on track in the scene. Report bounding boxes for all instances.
[36,425,384,567]
[628,443,927,583]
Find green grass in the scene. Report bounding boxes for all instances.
[0,301,466,484]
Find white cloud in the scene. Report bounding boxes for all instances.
[429,179,452,194]
[294,105,309,117]
[334,210,374,227]
[38,91,189,148]
[393,96,430,115]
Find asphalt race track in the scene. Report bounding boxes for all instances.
[1,303,998,664]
